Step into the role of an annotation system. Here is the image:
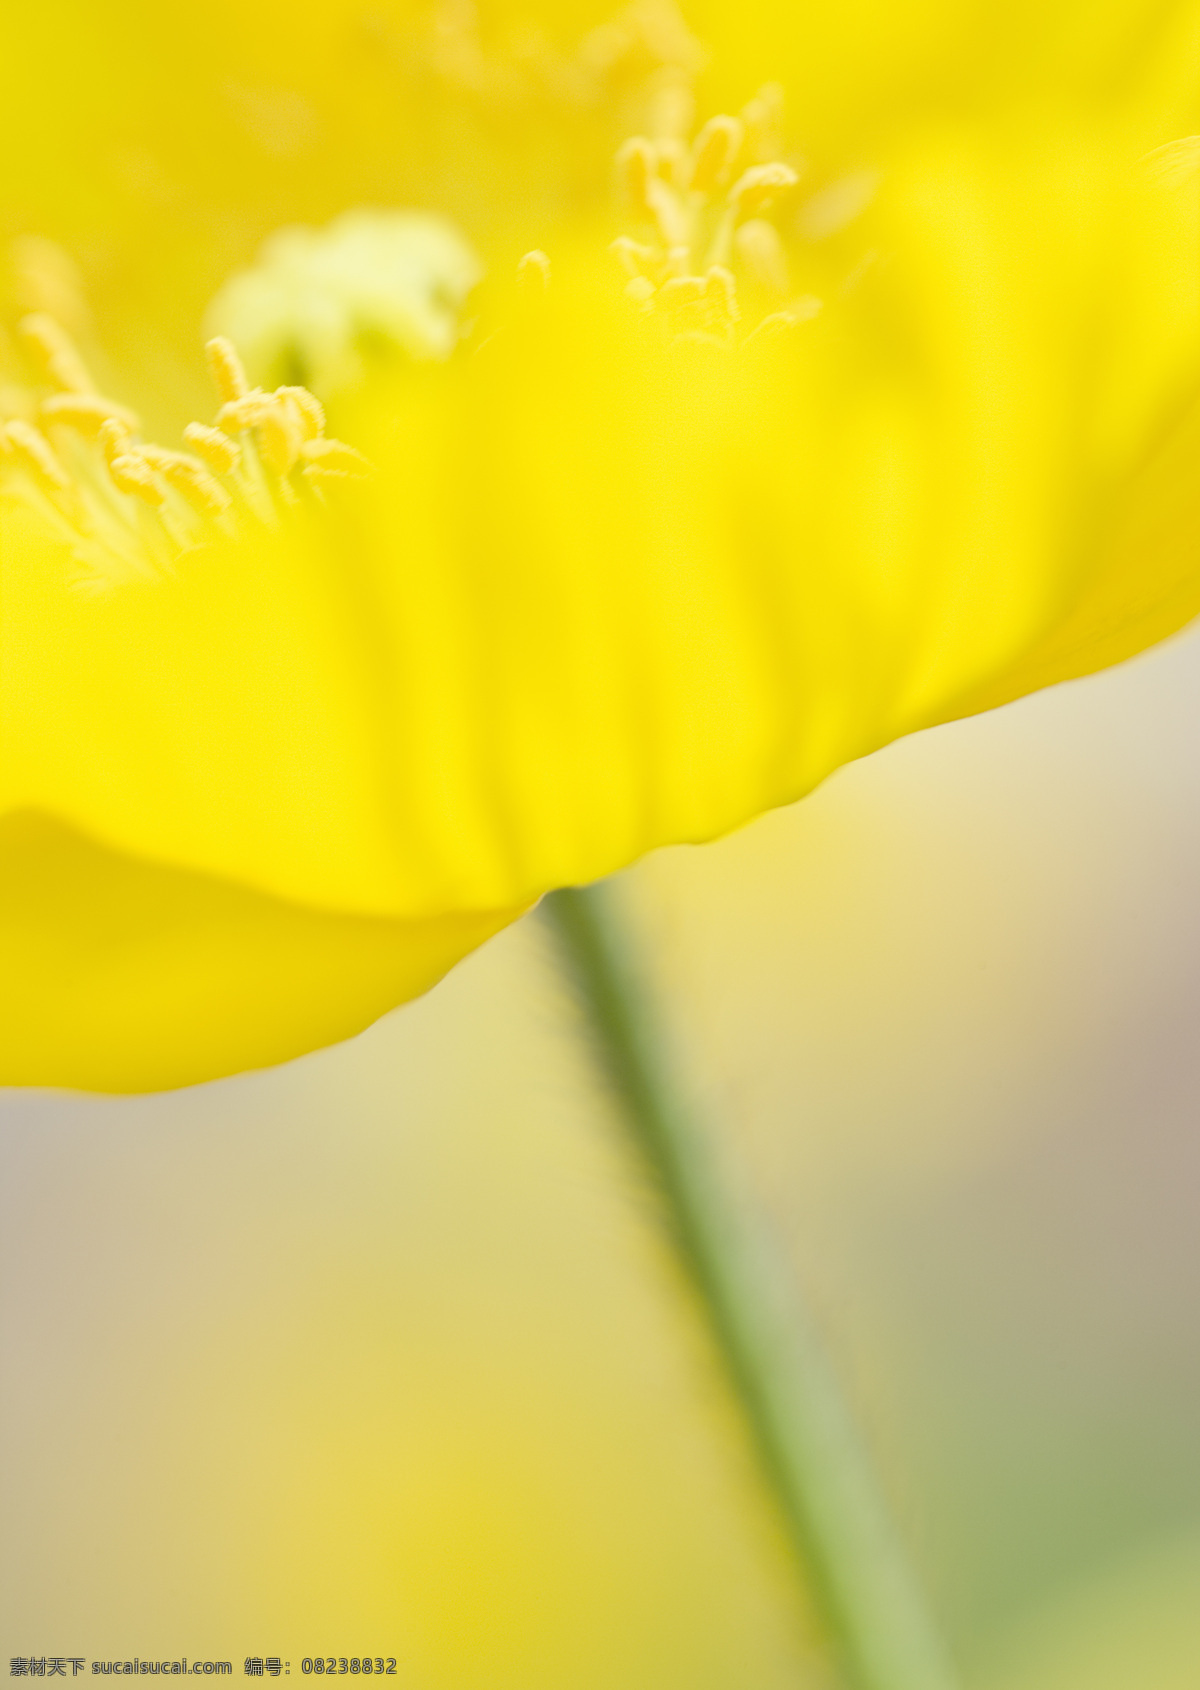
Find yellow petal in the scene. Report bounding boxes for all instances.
[0,811,519,1093]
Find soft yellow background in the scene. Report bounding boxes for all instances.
[4,623,1200,1685]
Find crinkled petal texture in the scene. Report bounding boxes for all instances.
[2,19,1198,1092]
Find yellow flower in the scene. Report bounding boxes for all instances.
[0,0,1197,1092]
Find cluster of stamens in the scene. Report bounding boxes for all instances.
[0,317,370,590]
[608,91,818,346]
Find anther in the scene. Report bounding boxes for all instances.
[728,161,800,217]
[2,418,70,493]
[183,422,241,475]
[205,337,250,405]
[216,392,274,434]
[107,452,166,506]
[276,385,325,441]
[19,314,94,394]
[98,416,131,466]
[256,395,304,476]
[616,137,658,210]
[299,437,373,477]
[39,393,141,438]
[690,116,743,194]
[516,250,552,294]
[138,449,232,515]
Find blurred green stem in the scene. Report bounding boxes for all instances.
[542,881,959,1690]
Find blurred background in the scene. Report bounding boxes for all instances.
[3,615,1200,1688]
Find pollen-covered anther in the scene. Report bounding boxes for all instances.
[98,416,132,466]
[139,447,232,516]
[216,392,274,434]
[299,437,373,477]
[2,418,70,493]
[617,137,658,210]
[728,161,800,218]
[39,393,142,439]
[183,422,241,475]
[108,451,166,507]
[18,313,94,395]
[256,395,305,476]
[205,336,250,406]
[516,250,552,294]
[276,385,325,441]
[617,137,689,245]
[690,115,743,194]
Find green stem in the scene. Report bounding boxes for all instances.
[541,880,959,1690]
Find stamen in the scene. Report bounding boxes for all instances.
[690,115,743,193]
[728,162,800,218]
[19,313,94,395]
[617,136,658,210]
[205,336,250,405]
[256,394,305,476]
[183,422,241,475]
[107,452,166,507]
[139,447,232,515]
[276,385,325,441]
[299,438,373,477]
[98,416,132,466]
[39,393,142,438]
[216,392,275,434]
[3,418,70,493]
